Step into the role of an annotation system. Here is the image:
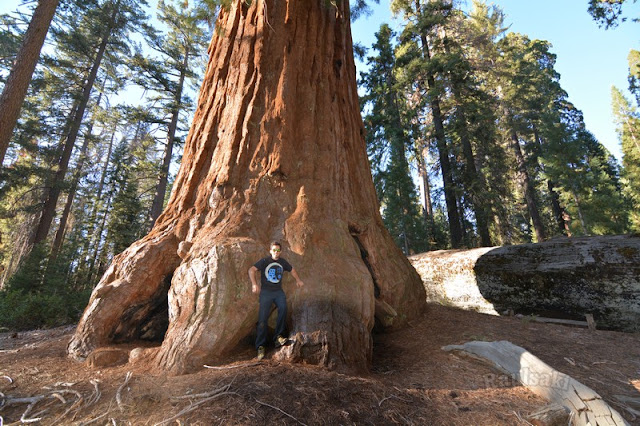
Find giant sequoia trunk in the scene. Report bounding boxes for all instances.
[68,1,425,375]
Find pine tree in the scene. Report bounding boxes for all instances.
[612,86,640,229]
[461,1,516,245]
[30,0,149,252]
[105,139,144,256]
[360,24,427,254]
[495,33,562,242]
[131,0,210,229]
[392,0,464,248]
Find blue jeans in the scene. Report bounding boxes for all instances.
[256,289,287,349]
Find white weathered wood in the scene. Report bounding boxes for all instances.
[442,340,629,426]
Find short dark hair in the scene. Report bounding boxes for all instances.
[270,241,281,248]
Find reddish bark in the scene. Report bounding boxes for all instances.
[68,1,425,375]
[0,0,60,166]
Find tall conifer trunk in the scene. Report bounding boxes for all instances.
[510,128,546,241]
[30,6,116,247]
[148,48,190,228]
[51,91,105,261]
[420,33,463,248]
[69,0,425,375]
[0,0,60,166]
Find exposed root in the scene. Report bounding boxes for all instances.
[0,376,107,425]
[4,389,83,424]
[50,392,84,425]
[204,361,261,370]
[87,379,101,405]
[511,410,534,425]
[115,372,132,412]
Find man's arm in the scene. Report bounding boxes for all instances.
[249,266,259,294]
[290,268,304,288]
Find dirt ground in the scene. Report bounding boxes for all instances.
[1,304,639,425]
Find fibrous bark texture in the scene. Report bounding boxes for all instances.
[410,235,640,332]
[68,0,425,375]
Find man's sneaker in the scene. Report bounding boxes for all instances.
[275,335,287,347]
[257,346,265,360]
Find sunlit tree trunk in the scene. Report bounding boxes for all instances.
[0,0,60,166]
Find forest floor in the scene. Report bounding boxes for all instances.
[1,304,639,425]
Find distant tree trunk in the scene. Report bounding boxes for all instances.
[442,27,492,247]
[510,128,546,241]
[148,48,190,228]
[80,125,116,283]
[420,33,463,248]
[547,180,570,236]
[68,0,425,375]
[30,9,115,247]
[87,193,112,284]
[494,212,512,246]
[0,0,60,166]
[51,91,105,261]
[454,104,492,246]
[49,128,91,261]
[532,126,568,237]
[570,185,588,234]
[416,146,435,241]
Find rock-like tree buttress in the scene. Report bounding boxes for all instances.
[68,0,425,375]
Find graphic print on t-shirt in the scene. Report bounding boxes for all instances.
[265,262,284,283]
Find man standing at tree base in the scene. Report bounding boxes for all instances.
[249,242,304,360]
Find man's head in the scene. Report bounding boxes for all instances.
[270,241,282,259]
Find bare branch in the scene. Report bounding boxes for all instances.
[255,398,308,426]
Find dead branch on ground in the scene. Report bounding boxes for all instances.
[116,372,132,412]
[254,398,308,425]
[155,383,238,426]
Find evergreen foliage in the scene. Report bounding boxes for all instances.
[0,0,211,330]
[360,24,428,254]
[612,86,640,229]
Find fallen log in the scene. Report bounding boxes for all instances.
[410,235,640,332]
[442,340,629,426]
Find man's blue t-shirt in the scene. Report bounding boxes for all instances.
[254,257,293,291]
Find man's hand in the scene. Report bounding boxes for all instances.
[291,268,303,288]
[249,266,259,294]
